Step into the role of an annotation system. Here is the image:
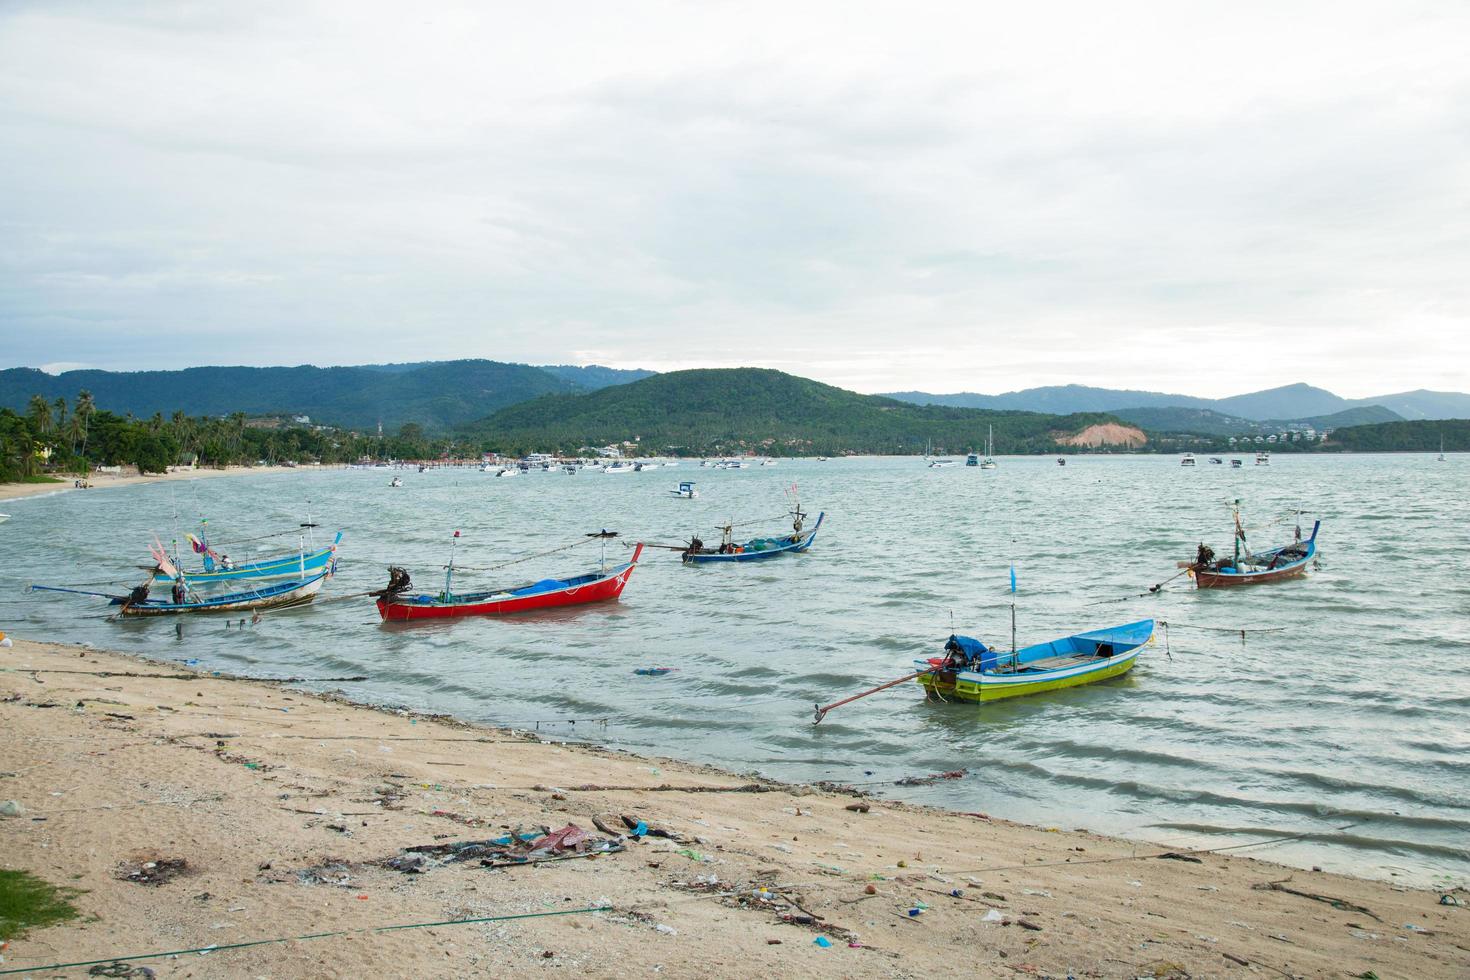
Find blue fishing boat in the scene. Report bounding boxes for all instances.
[32,567,334,617]
[1190,501,1319,588]
[154,531,343,583]
[682,511,824,564]
[915,619,1154,702]
[113,568,334,616]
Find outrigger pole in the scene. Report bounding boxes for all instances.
[814,668,933,725]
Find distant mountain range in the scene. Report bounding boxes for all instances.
[881,382,1470,423]
[5,360,1467,444]
[0,361,653,432]
[466,368,1130,455]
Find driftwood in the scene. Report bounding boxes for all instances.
[1252,877,1381,921]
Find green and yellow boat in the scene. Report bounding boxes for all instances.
[915,619,1154,703]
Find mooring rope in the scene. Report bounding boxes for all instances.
[444,534,601,572]
[0,906,613,976]
[205,524,326,548]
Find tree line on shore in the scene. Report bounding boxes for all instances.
[5,384,1465,483]
[0,393,447,482]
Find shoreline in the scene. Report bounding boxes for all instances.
[0,464,318,503]
[2,638,1463,977]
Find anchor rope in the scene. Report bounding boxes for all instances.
[0,906,613,976]
[442,534,603,572]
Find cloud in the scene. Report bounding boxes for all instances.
[0,0,1467,398]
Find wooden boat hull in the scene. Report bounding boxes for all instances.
[683,514,824,564]
[1194,522,1318,589]
[155,533,341,583]
[916,620,1153,703]
[376,544,643,621]
[115,570,331,616]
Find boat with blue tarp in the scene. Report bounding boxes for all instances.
[915,619,1154,702]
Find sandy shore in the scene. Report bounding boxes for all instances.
[0,465,315,503]
[1,640,1464,978]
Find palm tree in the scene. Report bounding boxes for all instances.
[75,390,95,457]
[28,394,54,438]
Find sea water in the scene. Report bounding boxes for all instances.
[2,455,1466,887]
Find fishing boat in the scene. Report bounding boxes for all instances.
[980,426,998,469]
[670,480,698,498]
[1255,451,1271,465]
[0,513,9,523]
[1189,502,1319,588]
[154,531,343,584]
[1180,453,1196,466]
[682,509,824,564]
[31,567,334,617]
[118,569,333,616]
[1209,457,1223,464]
[1230,458,1243,468]
[374,543,644,621]
[602,461,635,475]
[965,453,979,467]
[928,458,958,468]
[915,619,1154,703]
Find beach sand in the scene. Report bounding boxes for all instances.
[2,638,1464,978]
[0,465,313,503]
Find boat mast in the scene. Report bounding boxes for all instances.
[1232,499,1244,565]
[1009,565,1018,672]
[445,530,460,599]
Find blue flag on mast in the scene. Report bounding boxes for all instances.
[1009,565,1017,594]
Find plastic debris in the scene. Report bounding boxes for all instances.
[895,769,968,786]
[813,936,832,948]
[0,800,25,817]
[116,857,189,886]
[655,923,677,936]
[982,909,1005,923]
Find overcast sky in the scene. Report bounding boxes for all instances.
[2,1,1467,397]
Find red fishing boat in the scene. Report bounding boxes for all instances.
[374,533,642,621]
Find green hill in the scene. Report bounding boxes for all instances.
[466,368,1126,455]
[1116,403,1403,437]
[0,360,586,432]
[1324,418,1470,452]
[1114,406,1258,436]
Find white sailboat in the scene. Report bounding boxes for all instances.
[1439,435,1446,462]
[980,426,998,469]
